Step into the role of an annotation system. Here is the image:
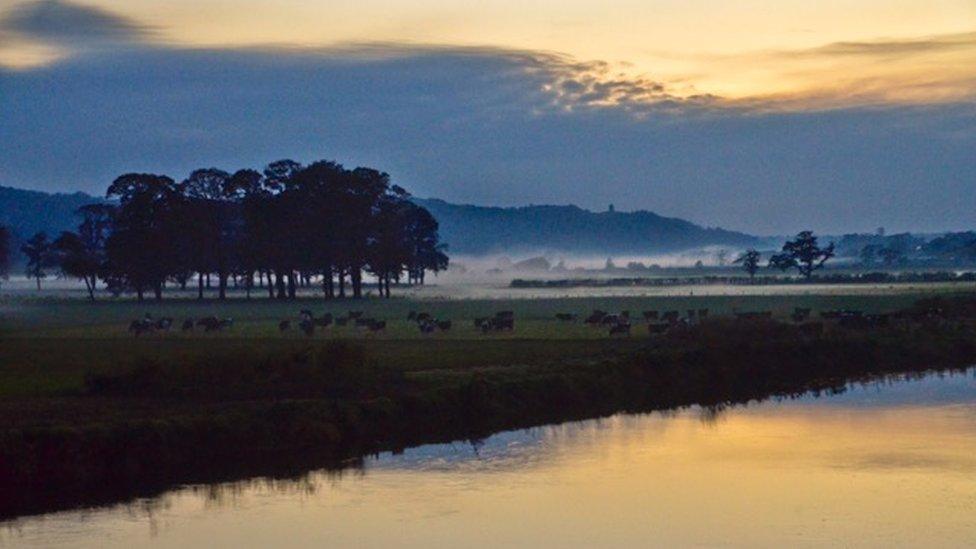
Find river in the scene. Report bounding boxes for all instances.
[4,369,976,547]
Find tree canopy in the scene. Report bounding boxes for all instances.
[769,231,835,279]
[50,159,448,301]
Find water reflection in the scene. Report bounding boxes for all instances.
[4,369,976,548]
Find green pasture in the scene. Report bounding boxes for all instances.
[1,285,974,398]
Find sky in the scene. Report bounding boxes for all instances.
[0,0,974,234]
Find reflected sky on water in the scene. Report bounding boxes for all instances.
[4,369,976,548]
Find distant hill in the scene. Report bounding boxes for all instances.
[413,198,757,254]
[0,186,106,243]
[0,185,757,257]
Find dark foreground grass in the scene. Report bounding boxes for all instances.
[0,296,975,519]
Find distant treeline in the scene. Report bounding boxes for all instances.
[0,160,449,300]
[511,271,976,289]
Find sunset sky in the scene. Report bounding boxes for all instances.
[1,0,974,233]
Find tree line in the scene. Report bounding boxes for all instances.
[735,231,836,281]
[3,159,448,301]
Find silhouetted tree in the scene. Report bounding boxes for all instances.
[105,173,179,300]
[62,158,448,302]
[51,204,114,301]
[734,249,761,281]
[21,232,53,291]
[179,168,237,299]
[402,202,449,285]
[769,231,835,279]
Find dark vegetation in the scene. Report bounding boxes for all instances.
[1,295,975,520]
[7,160,449,302]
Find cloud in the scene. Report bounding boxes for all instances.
[1,41,973,235]
[797,31,976,59]
[0,0,150,45]
[0,3,973,234]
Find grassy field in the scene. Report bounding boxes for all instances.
[1,285,974,398]
[1,285,976,518]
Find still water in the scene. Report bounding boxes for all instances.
[5,370,976,548]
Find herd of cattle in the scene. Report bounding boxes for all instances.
[128,314,234,336]
[128,303,953,337]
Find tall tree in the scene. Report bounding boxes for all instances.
[105,173,179,300]
[51,204,114,301]
[769,231,835,280]
[734,249,761,282]
[179,168,236,299]
[21,232,53,291]
[402,202,448,285]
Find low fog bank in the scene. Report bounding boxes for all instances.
[441,247,752,282]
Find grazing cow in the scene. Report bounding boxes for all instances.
[155,317,173,330]
[299,309,314,321]
[367,320,387,332]
[585,310,607,324]
[662,311,680,324]
[601,314,620,325]
[299,318,315,337]
[196,316,220,331]
[686,310,697,322]
[278,320,291,332]
[642,310,659,321]
[647,322,670,335]
[416,312,432,323]
[219,318,234,329]
[697,309,709,320]
[609,322,631,336]
[474,317,490,329]
[436,320,452,331]
[620,311,630,320]
[419,320,437,334]
[555,313,578,322]
[491,317,514,332]
[181,319,195,332]
[314,314,333,328]
[129,318,154,337]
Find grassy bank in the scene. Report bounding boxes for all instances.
[1,295,975,518]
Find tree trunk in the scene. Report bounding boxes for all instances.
[275,271,286,300]
[35,277,41,291]
[198,273,205,300]
[351,268,362,299]
[338,272,346,298]
[384,275,391,298]
[287,271,296,299]
[154,282,163,301]
[218,272,227,300]
[85,275,95,302]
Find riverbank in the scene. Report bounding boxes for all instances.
[1,296,975,519]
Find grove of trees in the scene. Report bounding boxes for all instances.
[49,159,449,301]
